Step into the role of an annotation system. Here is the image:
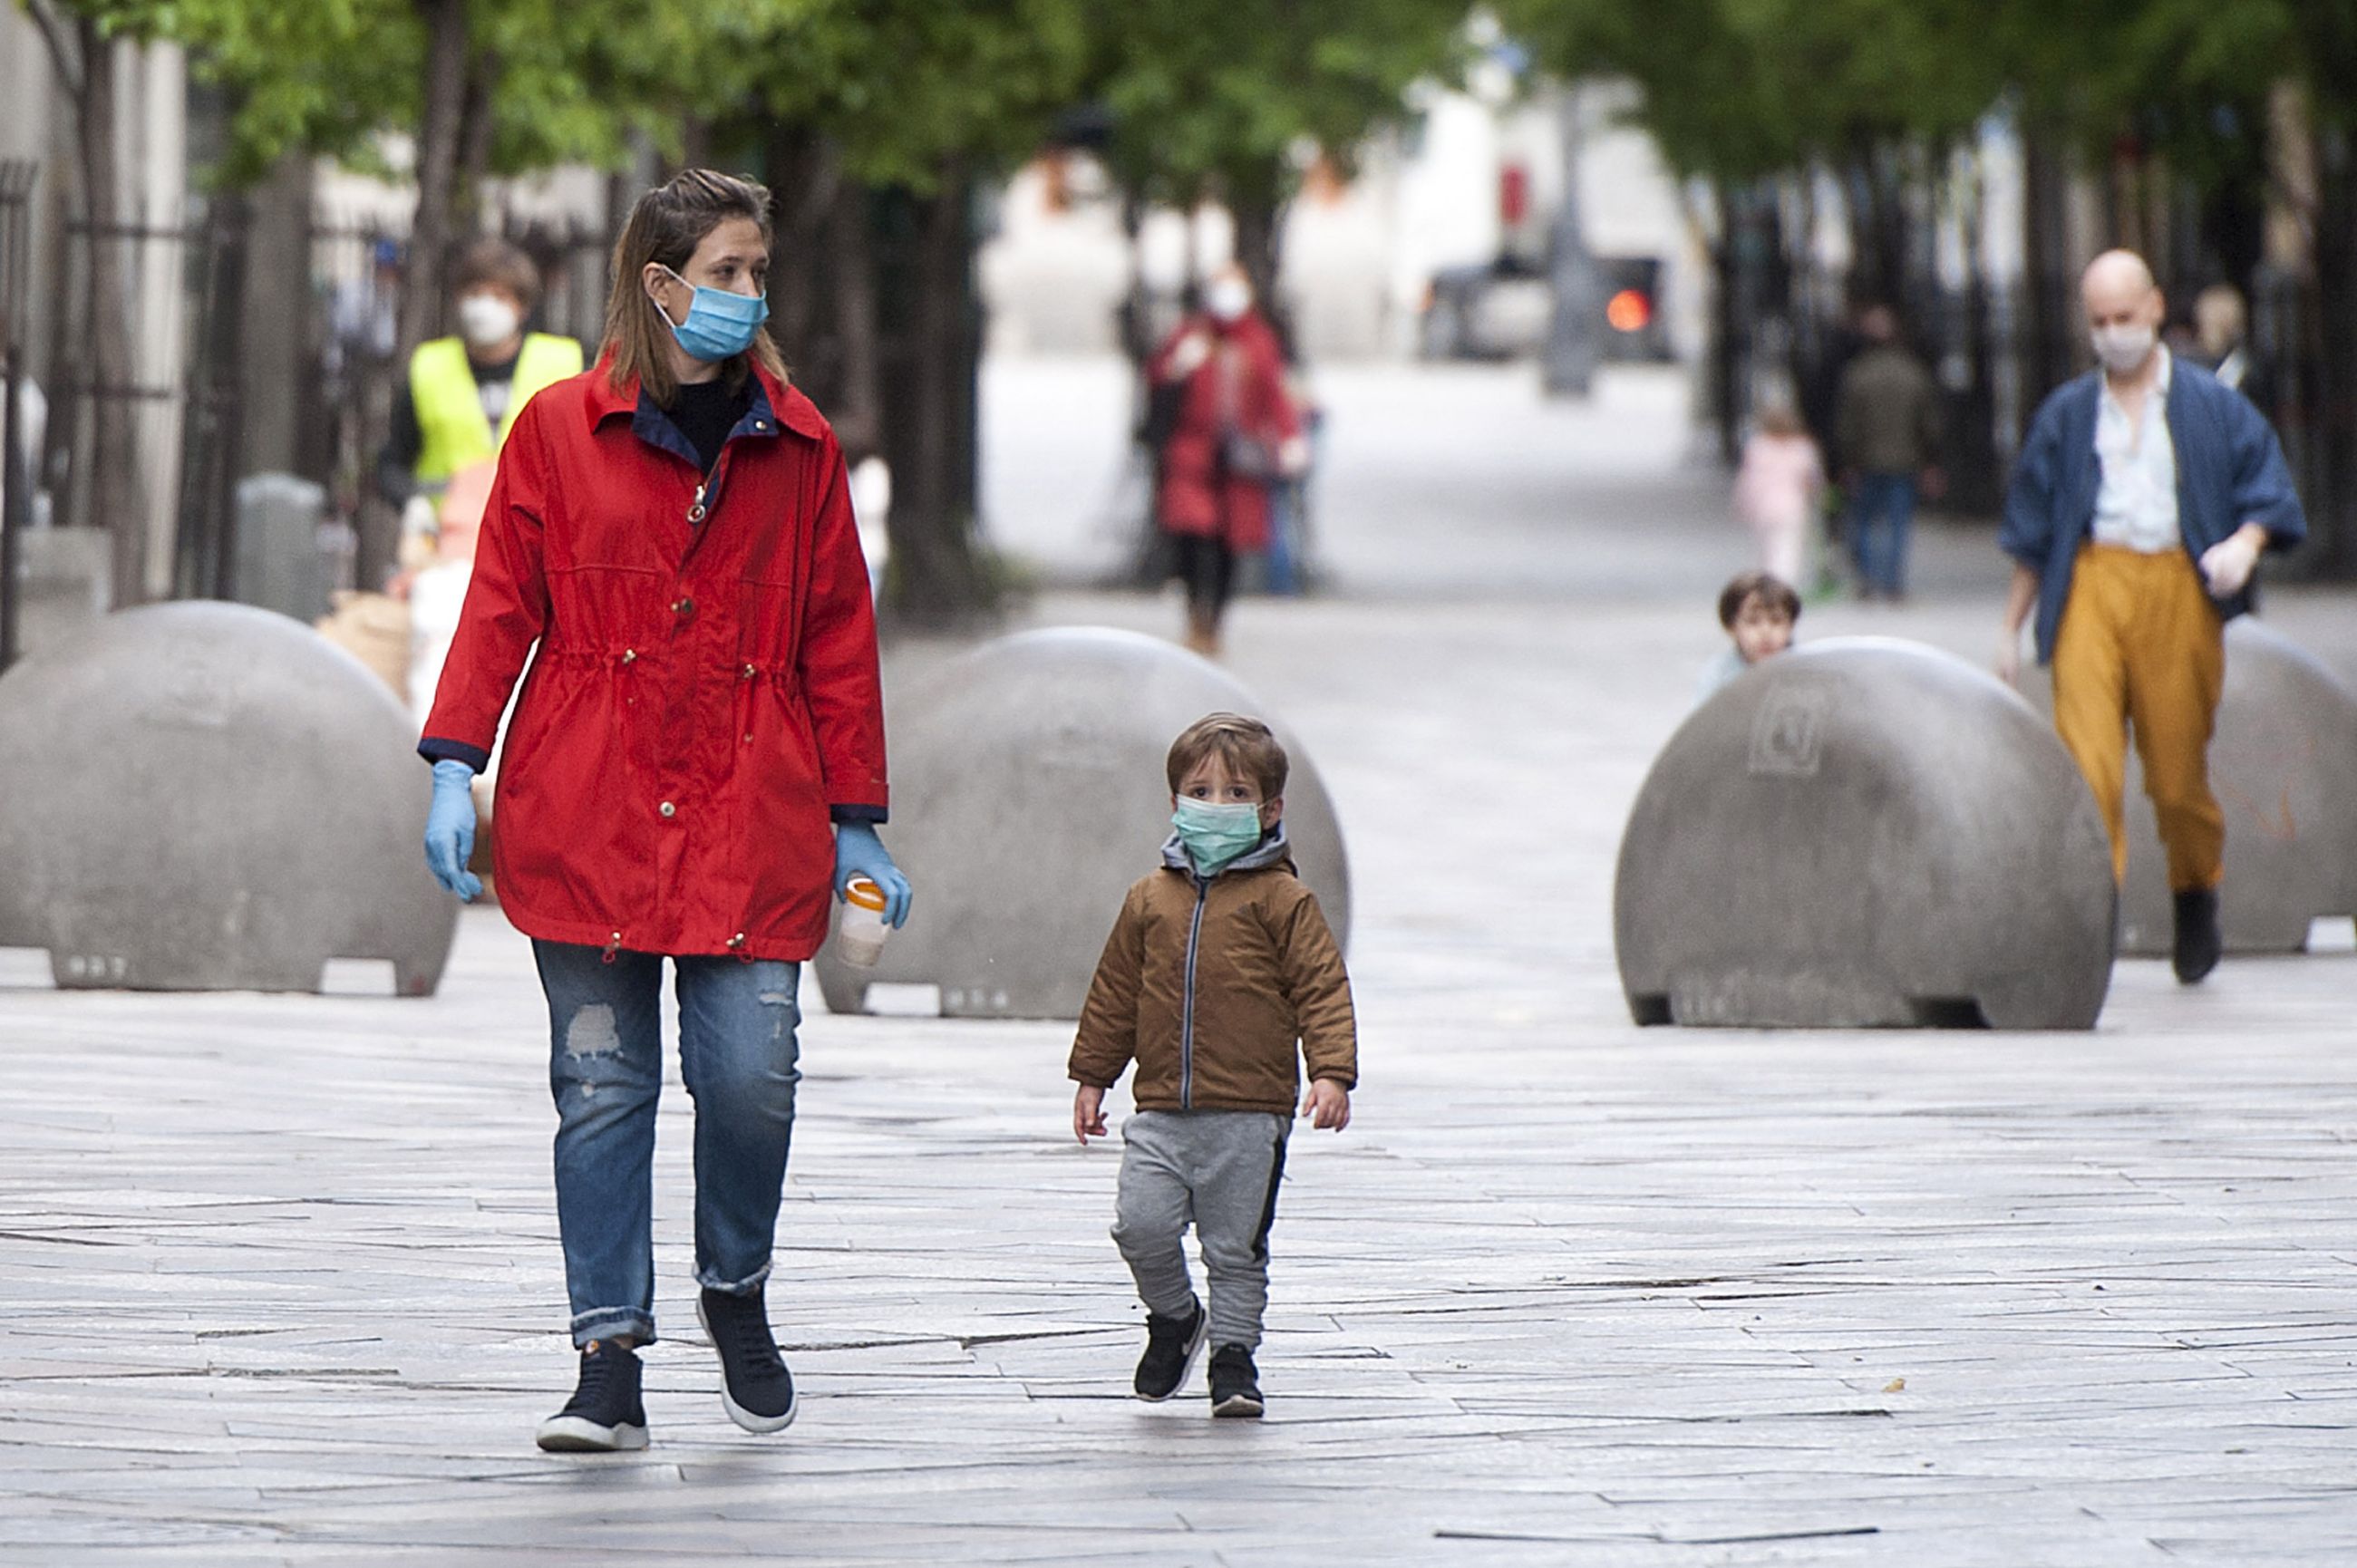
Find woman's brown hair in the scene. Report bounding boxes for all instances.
[601,169,787,406]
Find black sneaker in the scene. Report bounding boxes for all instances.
[1208,1343,1264,1418]
[1132,1297,1207,1401]
[697,1286,797,1433]
[535,1339,648,1452]
[2173,887,2223,984]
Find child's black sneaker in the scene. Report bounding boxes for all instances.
[535,1339,648,1452]
[1208,1343,1264,1418]
[697,1285,797,1433]
[1132,1297,1208,1401]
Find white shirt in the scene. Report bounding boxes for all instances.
[2090,347,2180,553]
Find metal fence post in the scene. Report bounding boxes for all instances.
[0,160,42,675]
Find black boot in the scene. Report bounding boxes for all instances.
[2173,886,2223,984]
[698,1286,798,1433]
[536,1339,648,1452]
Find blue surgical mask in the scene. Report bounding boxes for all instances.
[1172,797,1265,876]
[655,266,769,362]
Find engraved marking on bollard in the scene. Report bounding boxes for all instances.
[1747,689,1829,779]
[63,953,129,982]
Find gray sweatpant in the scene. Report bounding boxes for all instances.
[1111,1109,1289,1350]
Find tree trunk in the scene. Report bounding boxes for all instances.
[1952,155,2002,514]
[879,170,991,623]
[1228,167,1293,362]
[398,0,470,363]
[2019,118,2077,417]
[75,21,144,606]
[1709,182,1742,466]
[827,174,882,460]
[766,123,833,400]
[451,53,499,241]
[2306,127,2356,577]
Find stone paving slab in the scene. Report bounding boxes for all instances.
[7,362,2357,1564]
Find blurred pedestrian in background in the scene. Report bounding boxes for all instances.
[1997,249,2305,984]
[2193,283,2273,412]
[325,236,403,382]
[418,169,911,1453]
[1833,305,1943,602]
[380,237,583,520]
[1696,570,1799,703]
[1731,404,1824,588]
[1146,265,1307,657]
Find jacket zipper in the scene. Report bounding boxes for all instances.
[1180,876,1208,1109]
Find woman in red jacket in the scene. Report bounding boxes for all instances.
[1149,266,1306,656]
[418,169,911,1454]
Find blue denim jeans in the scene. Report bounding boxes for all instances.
[532,940,801,1347]
[1848,470,1918,596]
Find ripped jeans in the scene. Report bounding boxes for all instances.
[532,940,802,1348]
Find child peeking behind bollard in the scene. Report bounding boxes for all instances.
[1697,569,1801,704]
[1067,711,1357,1420]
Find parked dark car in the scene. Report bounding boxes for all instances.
[1420,253,1671,363]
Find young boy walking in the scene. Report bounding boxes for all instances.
[1069,712,1357,1418]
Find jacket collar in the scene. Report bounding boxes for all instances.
[1161,820,1295,880]
[581,356,829,440]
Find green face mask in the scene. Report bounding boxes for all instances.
[1172,797,1264,875]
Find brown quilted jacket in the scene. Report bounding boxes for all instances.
[1068,831,1356,1114]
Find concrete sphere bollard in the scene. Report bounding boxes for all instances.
[1614,638,2116,1029]
[0,602,458,993]
[813,626,1349,1019]
[2098,619,2357,954]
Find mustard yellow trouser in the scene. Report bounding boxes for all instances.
[2051,542,2226,892]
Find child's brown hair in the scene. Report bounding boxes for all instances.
[1166,712,1289,799]
[1718,570,1802,629]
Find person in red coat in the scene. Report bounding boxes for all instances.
[418,169,912,1453]
[1149,266,1306,656]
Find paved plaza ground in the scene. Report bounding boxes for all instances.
[5,360,2355,1564]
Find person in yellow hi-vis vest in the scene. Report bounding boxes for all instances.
[381,237,582,512]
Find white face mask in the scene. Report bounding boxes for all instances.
[459,294,522,350]
[2090,322,2156,377]
[1206,279,1252,323]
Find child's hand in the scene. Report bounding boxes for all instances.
[1300,1078,1350,1132]
[1073,1084,1109,1145]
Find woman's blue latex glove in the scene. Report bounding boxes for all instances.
[423,760,482,902]
[833,821,912,927]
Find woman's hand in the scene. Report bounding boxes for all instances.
[833,822,913,927]
[422,760,482,901]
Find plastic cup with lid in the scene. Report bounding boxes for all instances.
[835,876,890,967]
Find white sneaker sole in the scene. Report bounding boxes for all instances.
[697,1298,799,1434]
[535,1415,649,1452]
[1210,1392,1265,1418]
[1132,1310,1208,1403]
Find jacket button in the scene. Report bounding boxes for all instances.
[742,663,756,679]
[672,597,694,617]
[659,800,676,818]
[620,648,636,663]
[687,504,706,523]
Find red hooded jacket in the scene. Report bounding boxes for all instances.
[421,360,887,962]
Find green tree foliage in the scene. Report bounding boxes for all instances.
[1087,0,1467,208]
